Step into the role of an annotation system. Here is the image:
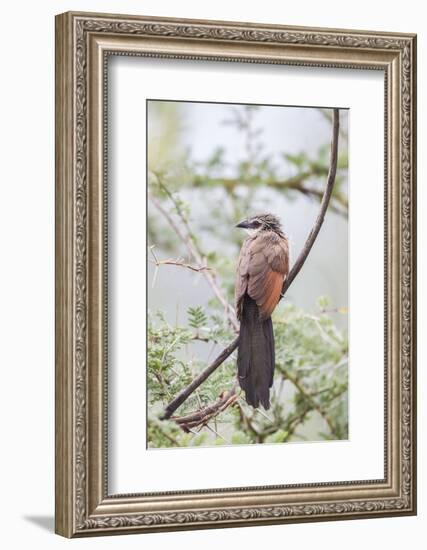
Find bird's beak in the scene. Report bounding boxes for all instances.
[236,220,250,229]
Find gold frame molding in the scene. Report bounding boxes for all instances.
[55,11,417,538]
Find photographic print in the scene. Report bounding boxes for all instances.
[56,12,416,536]
[147,100,349,449]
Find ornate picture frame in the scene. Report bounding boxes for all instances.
[55,11,417,537]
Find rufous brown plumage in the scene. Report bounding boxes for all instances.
[235,213,289,409]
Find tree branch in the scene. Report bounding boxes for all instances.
[281,108,340,295]
[161,108,340,420]
[281,367,340,439]
[190,173,347,217]
[161,338,239,419]
[171,385,238,432]
[150,177,239,332]
[150,259,211,273]
[149,254,212,273]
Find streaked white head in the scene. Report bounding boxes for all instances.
[235,213,283,236]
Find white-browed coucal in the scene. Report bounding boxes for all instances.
[235,213,289,409]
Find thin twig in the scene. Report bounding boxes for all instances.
[161,340,239,419]
[149,245,211,272]
[236,400,262,441]
[319,108,348,140]
[281,108,340,295]
[150,181,239,331]
[206,424,231,445]
[190,173,348,217]
[171,386,238,431]
[148,419,181,447]
[150,259,211,273]
[283,368,340,438]
[161,109,340,420]
[253,406,275,423]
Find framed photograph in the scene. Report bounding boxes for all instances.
[55,11,417,537]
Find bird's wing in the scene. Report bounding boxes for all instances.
[235,237,252,320]
[246,231,289,320]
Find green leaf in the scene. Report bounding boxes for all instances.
[316,295,330,310]
[231,431,252,445]
[265,429,289,444]
[187,306,208,329]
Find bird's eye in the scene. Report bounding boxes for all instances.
[253,221,261,227]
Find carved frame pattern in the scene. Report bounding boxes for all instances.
[55,11,416,537]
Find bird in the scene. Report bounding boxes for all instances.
[234,213,289,409]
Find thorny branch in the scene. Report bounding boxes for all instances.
[233,375,346,444]
[161,338,240,420]
[150,174,239,332]
[171,385,238,432]
[190,174,348,217]
[149,245,211,290]
[279,367,341,439]
[150,258,211,273]
[190,106,347,217]
[159,108,340,425]
[281,108,340,295]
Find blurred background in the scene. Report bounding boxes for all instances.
[147,101,349,448]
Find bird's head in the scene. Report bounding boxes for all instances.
[235,213,283,235]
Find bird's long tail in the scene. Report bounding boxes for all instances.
[237,294,275,409]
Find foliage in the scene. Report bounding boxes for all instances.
[147,301,348,448]
[146,103,349,448]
